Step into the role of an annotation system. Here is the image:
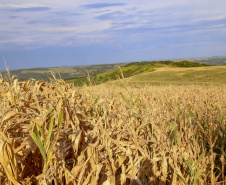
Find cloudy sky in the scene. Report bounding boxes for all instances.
[0,0,226,70]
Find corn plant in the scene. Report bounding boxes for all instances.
[0,72,225,184]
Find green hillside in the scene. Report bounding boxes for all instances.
[68,60,211,86]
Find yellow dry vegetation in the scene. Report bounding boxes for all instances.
[21,67,75,74]
[0,73,225,184]
[127,66,226,85]
[153,66,225,72]
[21,70,46,74]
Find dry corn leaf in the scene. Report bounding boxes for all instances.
[1,112,25,124]
[0,138,20,185]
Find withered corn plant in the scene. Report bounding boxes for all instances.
[0,73,225,185]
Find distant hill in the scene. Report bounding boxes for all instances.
[0,63,125,81]
[174,56,226,66]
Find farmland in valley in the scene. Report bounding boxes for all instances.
[0,63,125,81]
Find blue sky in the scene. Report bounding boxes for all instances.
[0,0,226,70]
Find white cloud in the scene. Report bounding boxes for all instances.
[6,3,44,8]
[41,20,112,33]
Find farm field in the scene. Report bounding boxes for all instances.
[0,73,225,184]
[126,66,226,85]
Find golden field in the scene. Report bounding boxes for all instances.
[0,74,225,184]
[127,66,226,85]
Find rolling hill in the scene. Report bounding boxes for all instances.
[68,60,222,86]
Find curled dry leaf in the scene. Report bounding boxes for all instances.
[0,136,20,185]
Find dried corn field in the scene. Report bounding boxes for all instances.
[0,75,225,185]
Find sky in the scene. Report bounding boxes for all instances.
[0,0,226,70]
